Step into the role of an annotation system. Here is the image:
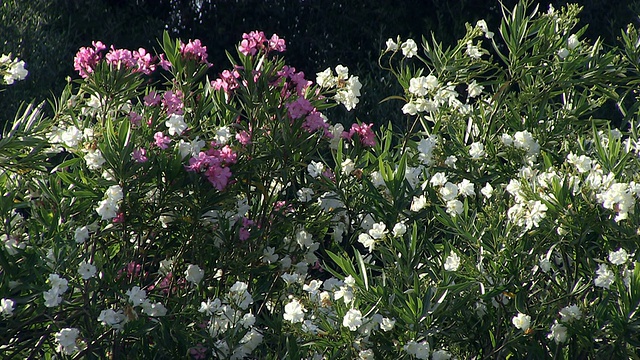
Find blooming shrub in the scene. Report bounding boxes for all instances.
[1,3,640,359]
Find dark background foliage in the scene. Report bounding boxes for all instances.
[2,0,639,126]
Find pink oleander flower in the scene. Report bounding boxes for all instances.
[268,33,286,52]
[105,46,135,69]
[239,30,267,56]
[180,39,209,64]
[154,132,171,149]
[252,70,262,83]
[276,66,310,96]
[286,97,314,119]
[133,48,156,75]
[186,144,237,191]
[322,168,336,182]
[189,344,208,360]
[148,272,174,295]
[274,200,287,211]
[186,151,221,172]
[158,54,172,70]
[278,65,296,79]
[73,41,106,78]
[346,123,376,147]
[112,212,125,223]
[144,91,161,106]
[162,90,184,116]
[212,69,241,94]
[129,111,142,127]
[132,148,148,163]
[117,261,143,280]
[206,165,232,191]
[92,40,107,52]
[218,145,238,164]
[239,217,255,241]
[236,130,251,145]
[290,70,311,95]
[302,111,329,133]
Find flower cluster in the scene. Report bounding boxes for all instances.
[186,142,237,190]
[238,30,286,56]
[180,39,209,64]
[316,65,362,111]
[199,282,262,359]
[0,53,28,85]
[54,328,81,355]
[73,40,177,78]
[95,184,124,221]
[43,274,69,308]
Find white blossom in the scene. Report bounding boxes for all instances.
[547,321,568,343]
[609,248,630,265]
[410,195,427,212]
[342,308,363,331]
[559,304,582,322]
[385,38,398,52]
[594,263,615,288]
[165,114,187,136]
[1,298,15,317]
[78,261,97,280]
[283,299,305,323]
[401,39,418,58]
[54,328,80,355]
[444,251,461,271]
[512,312,531,331]
[185,264,204,285]
[469,142,486,159]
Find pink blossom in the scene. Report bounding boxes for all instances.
[132,148,148,163]
[290,71,311,95]
[252,70,262,83]
[180,39,209,64]
[238,31,267,56]
[92,41,106,52]
[162,90,184,116]
[277,65,296,79]
[117,261,143,279]
[239,217,255,241]
[268,34,286,52]
[186,151,220,172]
[105,46,134,69]
[189,344,208,360]
[347,123,376,147]
[154,132,171,149]
[236,130,251,145]
[206,165,232,191]
[239,227,250,241]
[185,144,237,191]
[286,97,314,119]
[144,91,161,106]
[218,145,238,164]
[133,48,156,75]
[302,111,329,133]
[129,111,142,127]
[212,69,240,94]
[150,272,172,294]
[112,212,125,223]
[73,41,105,78]
[158,54,172,70]
[274,200,287,211]
[322,168,336,182]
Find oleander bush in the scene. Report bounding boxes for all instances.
[1,3,640,359]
